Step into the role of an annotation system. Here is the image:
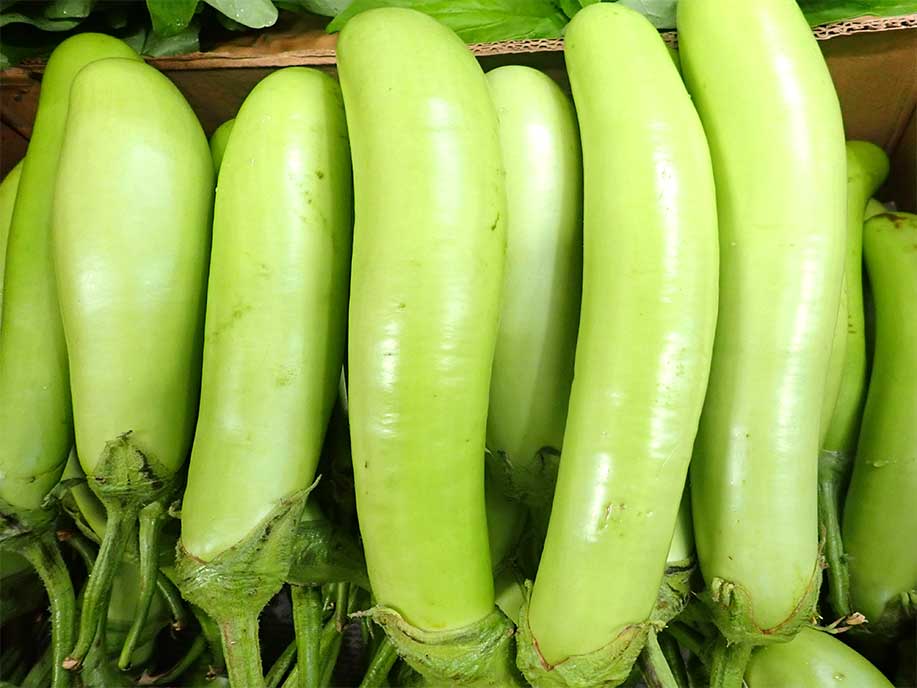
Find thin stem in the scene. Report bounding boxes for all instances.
[358,634,397,688]
[58,531,97,573]
[709,638,752,688]
[818,450,851,618]
[218,610,266,688]
[658,631,690,688]
[139,633,207,686]
[667,622,709,667]
[640,629,680,688]
[291,585,323,688]
[156,573,189,632]
[65,506,136,670]
[319,632,342,688]
[21,530,76,688]
[265,639,297,688]
[119,501,166,669]
[190,604,225,674]
[21,645,52,688]
[281,664,299,688]
[334,583,349,631]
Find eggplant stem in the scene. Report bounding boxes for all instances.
[818,451,852,618]
[658,630,691,688]
[64,505,136,670]
[358,634,397,688]
[21,530,77,688]
[218,610,265,688]
[334,582,349,631]
[118,501,166,669]
[156,573,188,632]
[639,629,680,688]
[265,639,297,688]
[291,585,323,688]
[319,631,342,688]
[709,638,752,688]
[58,531,98,573]
[138,633,206,686]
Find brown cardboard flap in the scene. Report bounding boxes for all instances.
[1,15,916,207]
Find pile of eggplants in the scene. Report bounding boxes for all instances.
[0,0,914,687]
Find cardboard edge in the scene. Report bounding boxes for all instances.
[6,13,917,73]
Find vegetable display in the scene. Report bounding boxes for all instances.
[678,0,846,684]
[0,4,913,688]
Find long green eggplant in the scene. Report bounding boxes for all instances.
[518,6,719,686]
[52,57,212,668]
[819,141,889,619]
[0,35,141,688]
[484,65,582,512]
[339,8,516,684]
[208,119,235,178]
[842,212,917,635]
[0,161,23,316]
[745,627,893,688]
[678,1,847,684]
[176,67,351,688]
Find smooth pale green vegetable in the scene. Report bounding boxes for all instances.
[53,56,212,668]
[0,33,139,513]
[340,8,516,682]
[0,161,23,317]
[209,118,235,177]
[679,0,846,684]
[843,212,917,631]
[518,5,718,683]
[484,65,581,511]
[745,627,894,688]
[823,141,890,452]
[0,35,141,688]
[176,67,351,688]
[819,141,889,619]
[342,7,502,629]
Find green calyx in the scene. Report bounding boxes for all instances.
[176,487,311,688]
[0,495,57,544]
[87,431,176,508]
[701,561,823,647]
[364,605,521,686]
[651,559,697,627]
[176,487,311,618]
[516,583,647,688]
[486,448,560,509]
[287,515,368,589]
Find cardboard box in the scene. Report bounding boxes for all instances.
[1,14,915,210]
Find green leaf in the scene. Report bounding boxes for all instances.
[146,0,199,36]
[203,0,278,27]
[0,12,81,31]
[798,0,917,26]
[327,0,568,42]
[143,22,200,55]
[558,0,581,19]
[43,0,95,20]
[616,0,676,28]
[277,0,353,16]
